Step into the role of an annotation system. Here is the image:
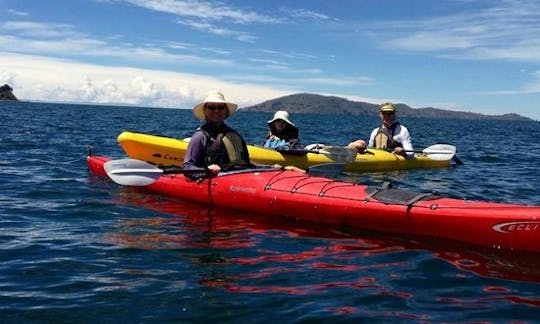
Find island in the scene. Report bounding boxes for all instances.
[0,84,18,101]
[242,93,530,121]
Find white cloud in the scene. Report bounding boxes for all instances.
[115,1,336,26]
[7,9,29,16]
[0,14,326,85]
[375,0,540,62]
[0,18,366,94]
[0,21,235,66]
[3,21,82,38]
[176,19,257,42]
[121,0,281,24]
[80,76,99,101]
[0,71,17,91]
[114,0,337,42]
[282,8,333,21]
[0,52,293,108]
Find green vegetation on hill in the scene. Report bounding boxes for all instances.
[242,93,530,121]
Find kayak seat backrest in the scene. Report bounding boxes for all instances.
[367,182,440,206]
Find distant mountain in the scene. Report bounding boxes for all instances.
[242,93,531,121]
[0,84,18,101]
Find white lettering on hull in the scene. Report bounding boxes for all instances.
[493,221,540,233]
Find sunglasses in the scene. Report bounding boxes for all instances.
[205,104,227,111]
[382,111,395,115]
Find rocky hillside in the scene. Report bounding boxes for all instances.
[0,84,18,101]
[242,93,530,121]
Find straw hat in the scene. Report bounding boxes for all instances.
[267,110,295,126]
[192,90,238,121]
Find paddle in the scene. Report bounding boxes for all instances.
[452,155,464,165]
[103,158,338,186]
[380,144,458,161]
[303,144,357,163]
[103,158,210,186]
[414,143,463,165]
[308,143,458,162]
[304,162,346,177]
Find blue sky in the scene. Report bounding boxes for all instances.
[1,0,539,120]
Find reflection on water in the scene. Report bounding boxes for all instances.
[104,188,540,310]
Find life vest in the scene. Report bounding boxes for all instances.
[374,122,403,150]
[202,128,251,171]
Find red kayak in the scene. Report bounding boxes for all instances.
[88,155,540,253]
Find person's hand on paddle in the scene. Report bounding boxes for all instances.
[347,139,366,153]
[284,165,306,173]
[272,163,306,173]
[393,147,406,156]
[207,164,221,175]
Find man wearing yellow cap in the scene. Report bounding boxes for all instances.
[348,103,413,157]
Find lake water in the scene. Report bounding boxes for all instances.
[2,101,540,322]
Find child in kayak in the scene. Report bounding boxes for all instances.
[264,110,304,151]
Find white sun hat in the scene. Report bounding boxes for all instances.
[192,90,238,121]
[267,110,295,126]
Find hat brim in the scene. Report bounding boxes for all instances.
[267,117,295,126]
[193,102,238,121]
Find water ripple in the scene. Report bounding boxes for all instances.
[1,102,540,321]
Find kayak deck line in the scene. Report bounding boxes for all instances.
[366,182,441,206]
[262,171,442,207]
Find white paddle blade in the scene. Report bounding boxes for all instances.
[304,143,324,151]
[104,158,163,186]
[305,143,357,163]
[422,144,456,161]
[319,146,357,163]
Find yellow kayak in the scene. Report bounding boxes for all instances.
[117,131,452,172]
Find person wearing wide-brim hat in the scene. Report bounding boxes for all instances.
[348,102,413,157]
[183,90,252,177]
[263,110,303,150]
[191,90,238,121]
